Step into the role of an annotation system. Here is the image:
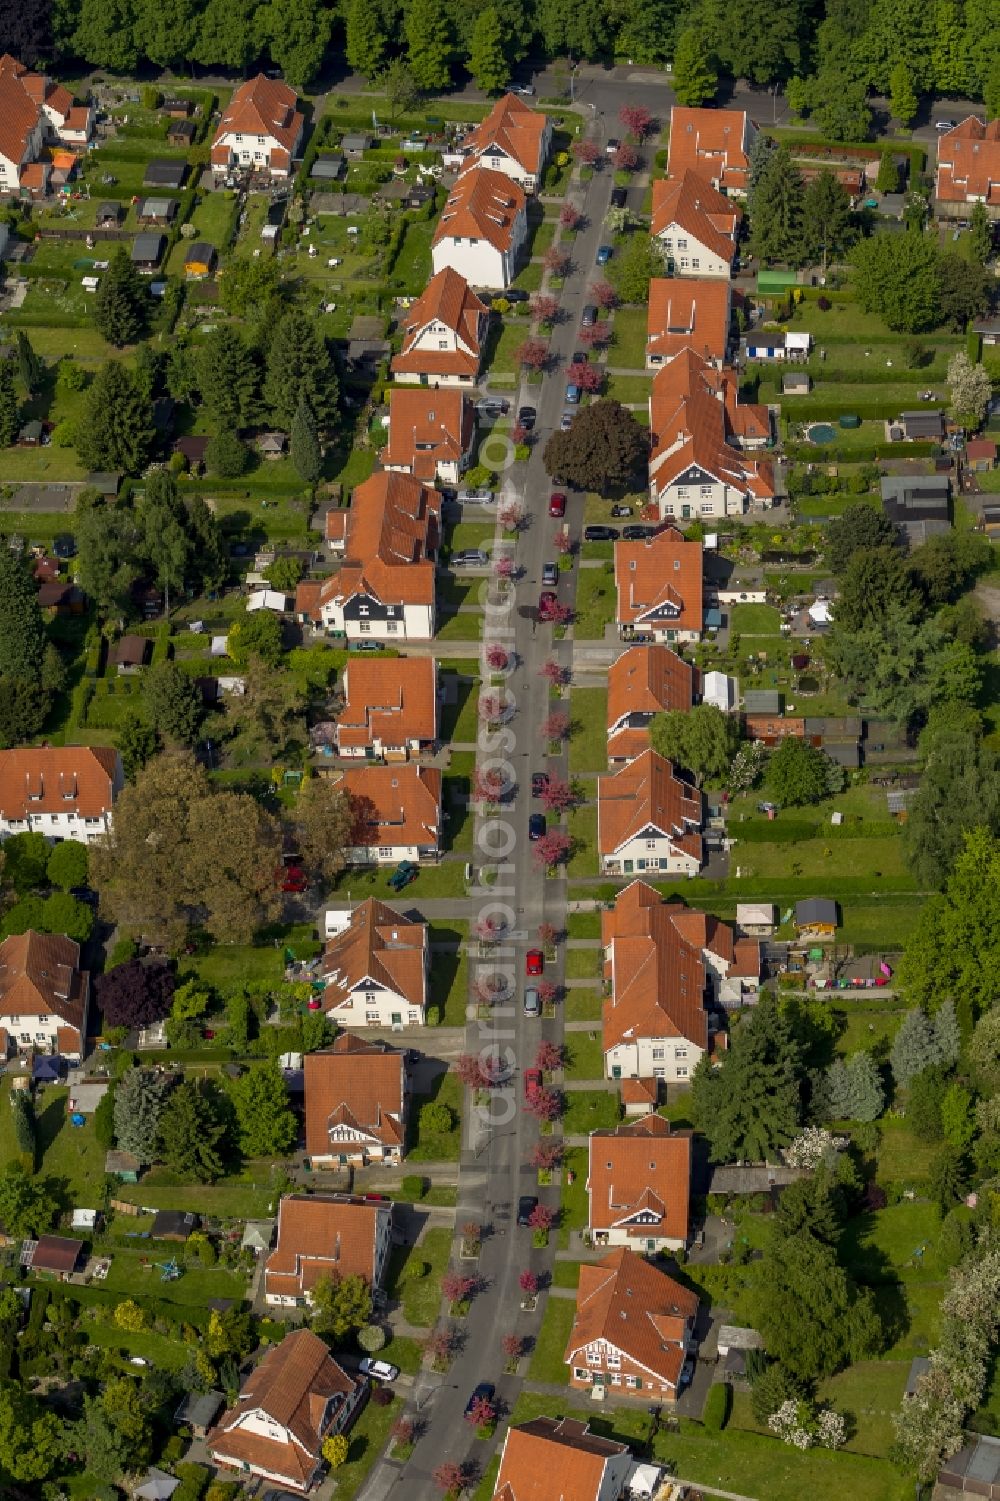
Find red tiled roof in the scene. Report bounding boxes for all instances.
[434,167,526,254]
[335,656,437,751]
[265,1194,389,1300]
[0,931,88,1036]
[0,745,120,825]
[334,764,441,852]
[667,106,755,193]
[305,1039,405,1157]
[588,1117,691,1244]
[601,879,710,1054]
[648,349,773,503]
[458,92,550,178]
[565,1247,699,1389]
[495,1418,627,1501]
[213,74,303,156]
[391,268,489,379]
[621,1076,658,1106]
[381,388,474,481]
[937,116,1000,204]
[598,749,702,864]
[210,1328,358,1490]
[317,472,440,611]
[647,278,731,365]
[320,898,427,1015]
[650,170,741,262]
[614,526,703,633]
[607,645,694,761]
[0,54,69,171]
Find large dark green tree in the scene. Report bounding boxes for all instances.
[0,359,20,448]
[140,471,190,616]
[264,309,338,430]
[852,230,941,332]
[195,326,260,430]
[144,661,204,747]
[290,395,323,486]
[749,146,805,264]
[157,1080,228,1181]
[801,169,855,263]
[904,715,1000,888]
[826,500,900,574]
[0,547,46,747]
[76,362,155,474]
[898,828,1000,1028]
[75,492,142,618]
[753,1231,882,1380]
[345,0,387,77]
[543,399,648,492]
[691,995,804,1162]
[93,247,147,348]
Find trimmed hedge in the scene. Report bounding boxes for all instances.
[703,1379,731,1430]
[783,439,940,462]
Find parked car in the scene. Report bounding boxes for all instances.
[360,1359,400,1381]
[352,640,384,651]
[523,1067,542,1098]
[623,523,656,540]
[565,382,581,405]
[596,244,612,265]
[538,590,558,617]
[454,549,489,567]
[275,864,307,893]
[936,118,956,131]
[526,948,544,975]
[464,1382,496,1417]
[606,137,620,156]
[573,350,588,365]
[457,486,494,503]
[505,288,531,303]
[542,561,558,585]
[523,987,541,1017]
[581,304,597,327]
[476,397,510,416]
[388,860,418,892]
[518,405,537,430]
[531,772,549,797]
[529,813,546,841]
[549,492,566,517]
[584,525,619,541]
[611,504,631,517]
[512,83,535,96]
[438,486,458,502]
[679,1359,695,1389]
[610,187,627,208]
[560,412,574,431]
[517,1194,538,1224]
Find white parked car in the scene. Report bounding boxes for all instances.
[359,1358,399,1381]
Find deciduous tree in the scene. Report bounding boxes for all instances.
[144,661,203,746]
[851,230,940,332]
[97,960,175,1029]
[0,1381,62,1483]
[405,0,453,90]
[543,398,647,491]
[947,350,993,427]
[228,1062,297,1157]
[311,1271,373,1337]
[345,0,386,78]
[650,703,740,786]
[672,28,718,105]
[469,6,508,92]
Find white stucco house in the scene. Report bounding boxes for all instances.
[431,167,527,289]
[0,746,123,844]
[319,900,428,1028]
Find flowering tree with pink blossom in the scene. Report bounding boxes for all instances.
[541,710,569,742]
[485,642,509,671]
[455,1053,491,1090]
[540,659,566,687]
[539,776,577,813]
[478,692,504,724]
[590,279,617,309]
[511,422,531,445]
[465,1395,496,1430]
[528,1203,555,1229]
[619,104,654,140]
[566,360,603,393]
[543,600,573,626]
[532,830,572,870]
[530,1140,563,1171]
[442,1271,477,1307]
[524,1086,562,1121]
[543,248,571,278]
[501,1333,523,1367]
[515,337,548,372]
[536,1040,564,1073]
[498,500,526,533]
[493,554,516,582]
[519,1269,540,1295]
[613,142,639,172]
[530,294,560,328]
[472,766,508,801]
[474,914,504,943]
[538,920,558,951]
[553,531,574,556]
[432,1460,468,1495]
[560,203,583,231]
[578,322,610,350]
[572,139,601,165]
[536,979,558,1007]
[426,1329,456,1370]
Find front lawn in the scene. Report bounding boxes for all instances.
[565,989,603,1021]
[604,372,650,406]
[389,1225,452,1327]
[610,306,648,368]
[328,861,469,901]
[573,567,617,640]
[564,946,601,979]
[428,945,469,1027]
[561,1088,619,1135]
[558,1145,589,1247]
[563,1030,604,1082]
[566,911,603,939]
[526,1296,576,1384]
[567,803,598,879]
[335,1392,402,1500]
[568,688,608,774]
[408,1071,463,1161]
[439,671,480,742]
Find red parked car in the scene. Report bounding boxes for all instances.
[276,864,308,893]
[538,591,558,619]
[526,948,544,975]
[524,1067,543,1099]
[548,492,566,517]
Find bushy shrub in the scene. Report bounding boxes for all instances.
[703,1380,731,1430]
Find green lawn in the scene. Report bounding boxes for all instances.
[409,1071,463,1161]
[85,1323,193,1371]
[732,835,911,884]
[428,945,469,1027]
[117,1174,277,1218]
[832,997,909,1056]
[513,259,543,292]
[487,321,530,376]
[564,946,601,979]
[563,1030,604,1082]
[436,611,484,642]
[565,912,603,940]
[568,688,608,774]
[567,803,598,879]
[573,567,617,640]
[390,1225,452,1327]
[604,372,650,406]
[26,1086,109,1202]
[179,942,287,990]
[443,774,473,854]
[561,1088,619,1135]
[526,1295,576,1383]
[551,1260,582,1288]
[875,1118,943,1189]
[611,306,648,368]
[392,219,434,295]
[99,1248,248,1309]
[328,860,469,901]
[558,1145,589,1248]
[729,602,782,634]
[565,989,603,1021]
[334,1393,402,1500]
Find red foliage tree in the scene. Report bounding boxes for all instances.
[511,422,530,445]
[535,1040,564,1073]
[393,1417,416,1445]
[529,1140,563,1171]
[474,913,504,942]
[462,1221,481,1243]
[538,920,558,949]
[519,1269,540,1294]
[566,360,603,393]
[543,248,571,277]
[536,979,558,1005]
[472,767,506,802]
[426,1328,455,1366]
[528,1203,555,1229]
[613,142,639,172]
[532,830,572,870]
[515,338,548,371]
[498,500,526,532]
[619,104,653,140]
[432,1461,466,1495]
[96,959,174,1028]
[552,532,573,558]
[524,1085,562,1120]
[485,643,509,670]
[478,691,505,724]
[560,203,583,230]
[540,659,565,687]
[442,1271,477,1304]
[502,1333,523,1361]
[455,1053,491,1090]
[494,554,516,580]
[541,710,569,741]
[465,1395,496,1428]
[578,322,610,349]
[572,139,601,165]
[530,294,560,327]
[539,776,576,813]
[590,279,617,309]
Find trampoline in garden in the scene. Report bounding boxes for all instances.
[807,423,837,444]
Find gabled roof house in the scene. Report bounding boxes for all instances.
[304,1036,407,1164]
[320,899,428,1028]
[391,268,491,387]
[646,278,732,369]
[381,388,475,485]
[432,168,528,290]
[598,749,703,879]
[0,54,93,193]
[587,1115,691,1252]
[333,765,442,866]
[936,116,1000,213]
[564,1248,700,1399]
[0,931,89,1060]
[211,75,304,178]
[614,526,704,643]
[264,1194,393,1307]
[449,92,552,193]
[493,1417,631,1501]
[0,746,123,843]
[667,107,756,196]
[333,655,438,759]
[650,171,741,279]
[606,644,694,763]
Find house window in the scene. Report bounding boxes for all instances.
[574,1368,590,1381]
[627,1375,642,1390]
[235,133,243,141]
[366,1011,380,1024]
[675,1048,687,1059]
[359,604,370,615]
[700,485,713,495]
[676,1066,688,1078]
[691,258,700,269]
[378,846,392,857]
[386,620,398,632]
[19,1033,30,1044]
[653,1066,666,1078]
[662,238,673,249]
[438,339,449,349]
[359,620,371,632]
[677,239,688,250]
[611,1373,622,1386]
[679,258,689,269]
[645,839,658,850]
[386,605,395,615]
[254,152,263,161]
[606,1350,621,1369]
[586,1348,601,1366]
[408,1010,420,1024]
[652,1047,665,1060]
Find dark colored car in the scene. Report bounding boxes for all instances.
[388,860,419,892]
[584,524,620,542]
[623,524,656,540]
[464,1382,496,1417]
[506,288,531,302]
[596,244,612,264]
[538,590,558,618]
[610,187,627,208]
[518,405,537,430]
[548,492,566,517]
[529,812,546,841]
[531,772,549,797]
[352,640,384,651]
[517,1194,538,1225]
[573,350,588,365]
[438,486,458,502]
[526,948,544,975]
[581,304,597,327]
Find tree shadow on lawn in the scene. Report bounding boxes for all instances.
[838,1210,913,1351]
